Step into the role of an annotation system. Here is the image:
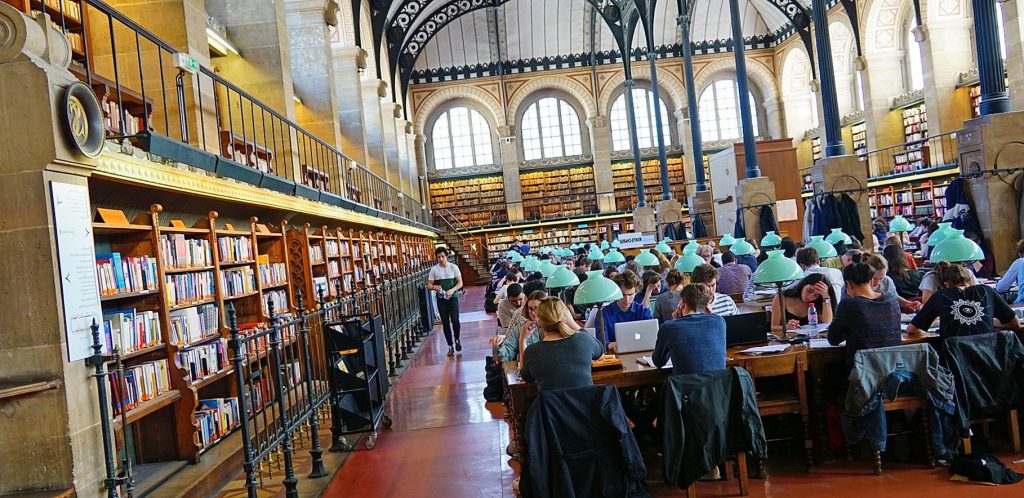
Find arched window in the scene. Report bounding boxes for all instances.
[520,97,583,160]
[697,79,759,142]
[610,88,672,151]
[998,6,1008,61]
[906,25,924,91]
[430,106,493,170]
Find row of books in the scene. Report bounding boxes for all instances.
[165,271,216,307]
[169,303,219,347]
[326,239,340,257]
[177,339,228,382]
[309,244,324,263]
[217,236,253,263]
[258,261,287,287]
[161,234,213,269]
[221,266,256,297]
[262,289,288,316]
[108,359,171,416]
[327,260,340,277]
[96,253,160,296]
[42,0,83,21]
[196,398,240,449]
[103,309,161,355]
[247,363,303,413]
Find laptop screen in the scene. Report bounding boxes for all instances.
[725,311,769,347]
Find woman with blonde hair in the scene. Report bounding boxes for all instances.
[520,297,604,391]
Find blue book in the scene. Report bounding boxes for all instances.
[96,252,125,292]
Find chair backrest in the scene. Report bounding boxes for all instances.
[741,350,807,378]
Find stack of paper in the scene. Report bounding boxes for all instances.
[738,344,790,355]
[637,356,672,369]
[809,339,844,349]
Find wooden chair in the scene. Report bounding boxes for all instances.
[962,409,1022,455]
[861,395,935,475]
[740,350,813,472]
[682,452,749,498]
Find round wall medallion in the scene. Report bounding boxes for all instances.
[61,81,104,158]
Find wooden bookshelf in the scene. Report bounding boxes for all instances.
[610,156,686,211]
[482,215,635,259]
[969,85,982,119]
[428,175,507,228]
[868,177,952,227]
[811,137,823,163]
[851,122,867,157]
[520,166,597,221]
[893,104,928,174]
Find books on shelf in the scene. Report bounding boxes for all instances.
[258,257,287,287]
[221,266,256,297]
[165,271,216,307]
[169,303,219,347]
[96,253,159,296]
[196,398,240,449]
[851,122,867,157]
[160,234,213,269]
[262,289,288,316]
[108,358,171,416]
[177,339,228,382]
[217,236,253,263]
[327,260,340,277]
[309,244,324,263]
[102,308,161,355]
[326,239,340,257]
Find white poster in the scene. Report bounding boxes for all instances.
[50,181,103,362]
[776,199,799,222]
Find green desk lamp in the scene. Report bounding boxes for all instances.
[674,252,706,273]
[547,265,581,289]
[761,231,782,248]
[720,233,736,248]
[930,230,983,263]
[600,240,611,250]
[889,215,914,233]
[574,270,623,350]
[825,228,852,245]
[509,252,524,264]
[927,222,957,247]
[806,235,838,258]
[588,246,605,261]
[731,238,756,256]
[539,260,558,278]
[634,249,660,268]
[611,239,621,248]
[655,240,673,254]
[604,249,626,264]
[683,240,700,255]
[753,250,805,337]
[524,257,541,272]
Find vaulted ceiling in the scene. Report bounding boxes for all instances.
[372,0,817,90]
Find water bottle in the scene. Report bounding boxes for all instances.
[807,303,819,338]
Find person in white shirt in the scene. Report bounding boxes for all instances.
[689,264,739,316]
[428,247,464,357]
[795,247,844,303]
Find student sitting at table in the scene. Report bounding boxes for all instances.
[653,270,687,323]
[996,240,1024,305]
[496,283,526,329]
[716,251,752,296]
[521,297,605,391]
[827,261,902,370]
[770,273,836,333]
[589,270,655,351]
[690,264,739,316]
[919,262,978,305]
[795,247,844,303]
[493,290,545,364]
[883,245,923,300]
[861,253,922,312]
[652,283,726,375]
[907,262,1020,339]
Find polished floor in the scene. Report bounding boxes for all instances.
[321,287,1023,497]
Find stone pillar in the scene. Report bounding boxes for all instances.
[656,199,684,239]
[361,78,388,178]
[763,97,786,140]
[332,47,369,165]
[677,10,706,192]
[588,116,616,213]
[811,155,874,250]
[497,125,524,222]
[284,0,341,148]
[409,131,423,203]
[688,190,717,237]
[402,121,417,199]
[917,16,977,134]
[958,112,1024,270]
[380,102,401,186]
[1002,1,1024,110]
[0,7,105,495]
[861,52,906,153]
[395,118,409,208]
[735,177,777,244]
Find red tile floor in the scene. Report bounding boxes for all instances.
[321,286,1024,497]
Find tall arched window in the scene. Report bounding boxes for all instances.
[610,88,672,151]
[998,6,1008,61]
[906,25,924,91]
[520,97,583,160]
[430,106,493,170]
[698,79,759,142]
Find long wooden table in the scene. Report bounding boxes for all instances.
[503,333,938,462]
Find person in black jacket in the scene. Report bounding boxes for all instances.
[524,385,649,498]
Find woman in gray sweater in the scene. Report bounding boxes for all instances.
[521,297,604,391]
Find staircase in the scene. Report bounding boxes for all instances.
[434,210,492,285]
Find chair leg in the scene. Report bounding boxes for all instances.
[874,449,882,476]
[1010,409,1021,454]
[685,483,698,498]
[963,437,972,455]
[737,452,749,497]
[920,406,935,468]
[802,412,814,472]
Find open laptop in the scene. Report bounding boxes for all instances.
[725,311,770,347]
[614,319,660,353]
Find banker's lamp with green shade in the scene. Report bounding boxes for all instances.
[600,240,611,250]
[683,240,700,254]
[604,249,626,264]
[825,228,852,245]
[927,222,957,247]
[761,231,782,248]
[655,240,673,254]
[634,249,660,267]
[889,215,914,233]
[675,252,706,273]
[611,239,621,248]
[930,230,984,263]
[574,270,623,350]
[806,235,838,258]
[524,257,541,272]
[547,265,580,289]
[720,233,736,247]
[569,243,579,250]
[539,260,558,277]
[731,238,756,256]
[588,246,605,261]
[509,252,524,264]
[753,250,806,337]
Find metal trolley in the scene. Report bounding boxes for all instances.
[324,312,392,450]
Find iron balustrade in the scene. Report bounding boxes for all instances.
[862,132,959,178]
[36,0,424,228]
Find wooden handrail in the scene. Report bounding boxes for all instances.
[0,380,62,401]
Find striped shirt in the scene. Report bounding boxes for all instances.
[711,293,739,316]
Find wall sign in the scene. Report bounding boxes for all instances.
[50,181,103,362]
[61,81,105,158]
[618,232,655,249]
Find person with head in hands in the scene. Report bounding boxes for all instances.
[429,247,464,356]
[827,261,902,371]
[795,247,844,302]
[770,273,836,334]
[496,283,526,330]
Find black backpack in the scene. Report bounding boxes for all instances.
[483,356,504,402]
[950,454,1024,485]
[484,292,498,313]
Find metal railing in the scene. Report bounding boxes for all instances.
[36,0,425,228]
[433,209,489,271]
[863,132,959,178]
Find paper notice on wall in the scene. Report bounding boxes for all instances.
[50,181,103,362]
[776,199,799,222]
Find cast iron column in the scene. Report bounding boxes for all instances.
[728,0,761,177]
[974,0,1011,115]
[812,0,847,156]
[623,60,647,206]
[677,3,707,191]
[645,8,671,200]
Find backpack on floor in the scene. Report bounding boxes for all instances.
[483,356,504,402]
[485,292,498,313]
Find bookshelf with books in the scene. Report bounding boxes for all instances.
[428,175,507,228]
[867,177,953,225]
[851,122,868,157]
[610,156,687,211]
[892,105,928,174]
[520,166,597,221]
[481,215,637,258]
[811,136,823,163]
